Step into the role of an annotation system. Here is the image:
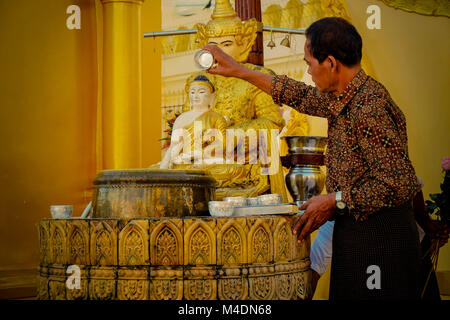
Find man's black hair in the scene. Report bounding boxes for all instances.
[306,17,362,67]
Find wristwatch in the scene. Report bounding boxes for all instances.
[335,191,347,211]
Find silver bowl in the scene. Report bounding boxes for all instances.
[50,205,73,219]
[246,197,259,206]
[208,201,235,217]
[281,135,327,154]
[257,194,282,205]
[223,196,247,207]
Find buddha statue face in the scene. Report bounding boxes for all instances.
[189,83,214,110]
[195,0,258,63]
[207,35,243,61]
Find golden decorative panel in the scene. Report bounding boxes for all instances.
[67,220,90,265]
[184,218,216,265]
[38,220,50,266]
[183,266,217,300]
[150,266,183,300]
[49,220,67,265]
[217,266,249,300]
[89,267,116,300]
[48,266,66,300]
[247,218,274,264]
[90,220,118,266]
[248,265,276,300]
[150,218,183,266]
[118,219,149,266]
[117,267,149,300]
[217,218,248,265]
[273,217,292,262]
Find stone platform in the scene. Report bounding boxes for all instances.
[37,215,311,300]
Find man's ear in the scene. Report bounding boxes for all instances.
[328,56,338,72]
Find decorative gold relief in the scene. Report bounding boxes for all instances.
[217,218,247,265]
[184,266,217,300]
[118,220,149,265]
[275,273,295,300]
[150,219,183,265]
[90,220,118,265]
[248,218,273,264]
[37,271,49,300]
[89,267,116,300]
[48,266,66,300]
[184,218,216,265]
[49,220,67,265]
[38,220,50,266]
[248,265,276,300]
[117,267,149,300]
[67,220,90,265]
[217,266,248,300]
[274,217,291,262]
[150,266,183,300]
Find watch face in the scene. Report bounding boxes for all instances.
[337,201,346,210]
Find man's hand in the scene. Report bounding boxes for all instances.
[202,45,243,78]
[293,193,336,242]
[422,220,450,248]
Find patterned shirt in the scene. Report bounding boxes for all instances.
[271,69,420,221]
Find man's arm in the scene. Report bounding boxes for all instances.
[204,45,333,118]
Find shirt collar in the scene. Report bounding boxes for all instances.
[329,69,368,117]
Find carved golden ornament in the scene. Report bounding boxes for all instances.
[251,276,274,300]
[186,279,214,300]
[191,229,210,265]
[253,227,270,263]
[124,230,144,264]
[220,277,245,300]
[222,227,242,264]
[156,227,178,265]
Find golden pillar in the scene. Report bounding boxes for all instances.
[101,0,144,169]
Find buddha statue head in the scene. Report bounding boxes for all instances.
[187,75,216,110]
[195,0,258,63]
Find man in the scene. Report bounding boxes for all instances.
[205,17,422,299]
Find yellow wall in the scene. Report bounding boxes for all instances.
[0,0,161,276]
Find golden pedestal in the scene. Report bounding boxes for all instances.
[38,169,311,300]
[38,215,311,300]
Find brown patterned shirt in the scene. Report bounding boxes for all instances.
[271,69,420,221]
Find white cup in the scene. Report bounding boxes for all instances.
[194,50,214,70]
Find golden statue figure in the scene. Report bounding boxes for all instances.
[180,0,302,200]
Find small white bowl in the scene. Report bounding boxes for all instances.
[208,201,235,217]
[246,197,259,206]
[223,196,247,207]
[257,194,282,205]
[50,205,73,219]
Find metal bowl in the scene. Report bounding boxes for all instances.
[208,201,234,217]
[281,135,328,154]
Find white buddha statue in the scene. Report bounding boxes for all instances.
[159,75,227,169]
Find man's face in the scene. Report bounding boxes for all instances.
[304,40,335,93]
[208,36,242,60]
